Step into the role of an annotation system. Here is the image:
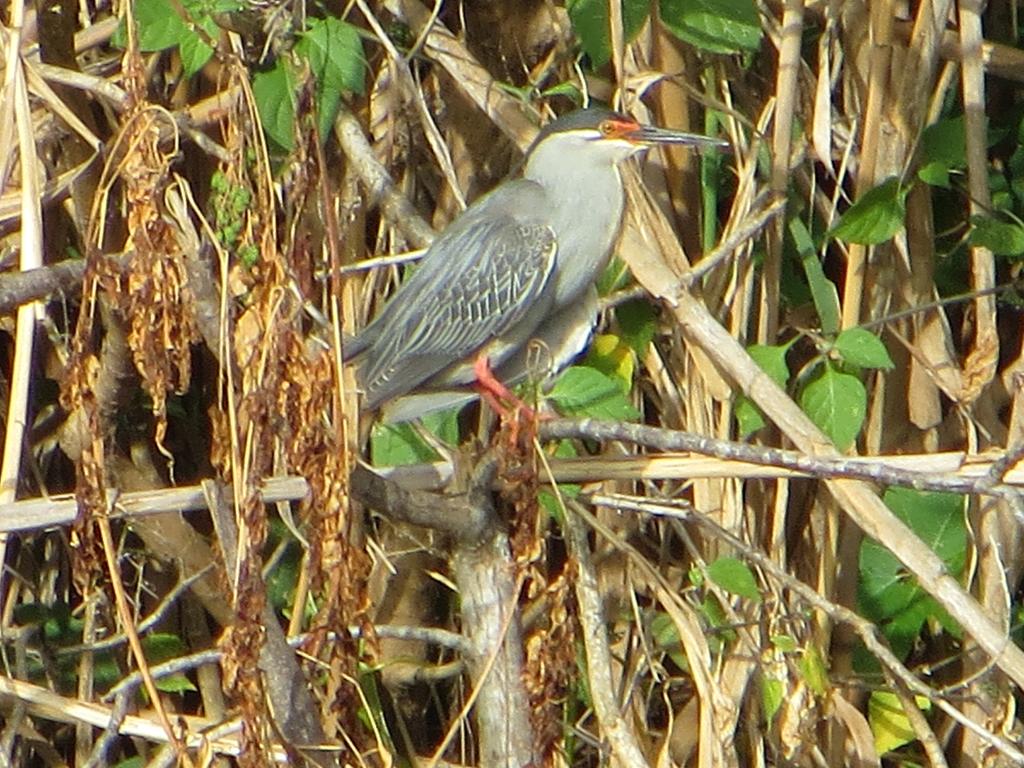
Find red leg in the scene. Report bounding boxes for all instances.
[472,355,535,420]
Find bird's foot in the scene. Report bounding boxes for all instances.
[473,356,537,416]
[472,356,546,448]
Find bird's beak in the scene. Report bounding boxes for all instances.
[628,125,730,150]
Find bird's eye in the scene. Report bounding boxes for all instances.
[598,120,615,137]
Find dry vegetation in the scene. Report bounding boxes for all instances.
[2,0,1024,766]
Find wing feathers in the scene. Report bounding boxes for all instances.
[352,209,558,408]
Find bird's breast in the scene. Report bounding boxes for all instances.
[542,166,625,308]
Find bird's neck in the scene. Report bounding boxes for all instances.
[523,150,626,305]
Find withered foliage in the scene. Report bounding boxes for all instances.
[3,1,1024,767]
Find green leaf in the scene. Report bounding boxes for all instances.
[688,566,704,588]
[567,0,651,67]
[761,676,784,724]
[747,344,791,385]
[888,488,967,570]
[130,0,215,76]
[917,160,951,189]
[177,27,214,78]
[585,334,635,394]
[211,0,247,12]
[266,541,301,613]
[879,599,935,659]
[13,602,52,626]
[834,328,894,370]
[296,18,365,140]
[771,634,797,653]
[858,489,966,654]
[539,440,581,520]
[370,409,460,466]
[699,594,734,648]
[799,645,829,697]
[539,82,583,101]
[859,490,966,621]
[735,344,790,437]
[142,633,197,694]
[298,18,366,94]
[253,62,297,151]
[829,178,907,246]
[21,601,81,643]
[734,396,766,437]
[91,652,124,689]
[789,216,840,337]
[706,557,760,601]
[798,367,866,451]
[317,88,342,145]
[1012,142,1024,188]
[134,0,189,51]
[993,179,1014,214]
[660,0,763,54]
[142,632,188,662]
[597,255,631,296]
[969,215,1024,257]
[547,366,640,420]
[154,673,198,694]
[921,116,966,169]
[651,612,689,671]
[700,112,727,249]
[869,690,932,755]
[616,299,658,355]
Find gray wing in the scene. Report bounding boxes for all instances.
[377,288,601,424]
[354,213,557,408]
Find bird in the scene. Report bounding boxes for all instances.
[344,107,728,423]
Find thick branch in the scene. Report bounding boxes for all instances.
[349,463,490,542]
[332,107,436,250]
[0,258,88,314]
[352,456,537,766]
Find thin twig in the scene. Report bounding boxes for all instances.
[538,418,1023,500]
[536,436,650,767]
[95,500,189,762]
[561,501,650,767]
[0,475,309,534]
[0,674,286,760]
[56,567,214,656]
[102,626,469,701]
[82,691,130,768]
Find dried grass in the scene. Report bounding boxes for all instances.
[0,0,1022,766]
